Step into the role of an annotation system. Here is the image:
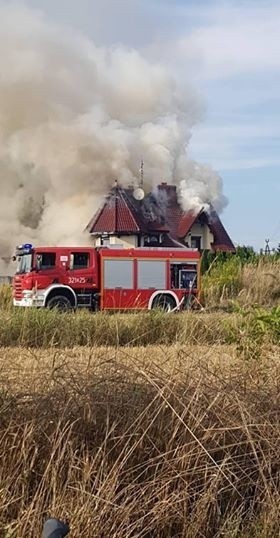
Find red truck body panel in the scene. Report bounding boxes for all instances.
[99,248,200,310]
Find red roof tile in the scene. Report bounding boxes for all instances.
[207,209,235,251]
[177,211,201,238]
[87,187,145,234]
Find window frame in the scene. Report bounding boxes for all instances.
[36,252,56,271]
[69,252,90,271]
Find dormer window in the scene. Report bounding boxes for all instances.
[144,235,159,246]
[150,236,159,244]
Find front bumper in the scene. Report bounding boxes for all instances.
[13,292,45,307]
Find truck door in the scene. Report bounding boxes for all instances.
[34,252,58,290]
[66,251,96,288]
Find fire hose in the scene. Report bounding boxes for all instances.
[170,279,198,313]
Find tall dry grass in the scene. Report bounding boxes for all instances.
[0,308,234,347]
[0,283,13,311]
[0,307,278,349]
[202,258,280,308]
[0,346,279,537]
[240,259,280,305]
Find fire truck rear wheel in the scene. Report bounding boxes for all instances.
[151,294,177,312]
[46,295,73,311]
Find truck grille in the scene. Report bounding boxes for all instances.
[13,279,23,299]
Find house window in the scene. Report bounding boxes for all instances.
[191,236,201,249]
[100,236,110,246]
[144,235,159,246]
[70,252,89,270]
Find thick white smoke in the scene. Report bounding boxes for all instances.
[0,4,227,273]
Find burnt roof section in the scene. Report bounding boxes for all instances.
[155,183,184,237]
[87,185,168,235]
[157,183,235,251]
[177,210,202,238]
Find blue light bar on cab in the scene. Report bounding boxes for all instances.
[16,243,33,255]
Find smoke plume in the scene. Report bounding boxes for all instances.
[0,4,227,273]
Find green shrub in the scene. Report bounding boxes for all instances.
[202,256,242,306]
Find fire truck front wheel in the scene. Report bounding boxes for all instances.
[46,295,73,311]
[151,294,177,312]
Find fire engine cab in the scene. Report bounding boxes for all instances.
[13,244,200,311]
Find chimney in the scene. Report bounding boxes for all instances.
[157,182,177,204]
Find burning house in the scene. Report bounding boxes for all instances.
[86,182,235,252]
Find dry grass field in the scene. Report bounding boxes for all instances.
[0,260,279,536]
[0,345,279,537]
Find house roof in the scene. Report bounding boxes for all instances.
[207,209,235,252]
[87,186,146,234]
[177,210,201,238]
[156,184,235,251]
[176,206,235,252]
[86,182,235,252]
[87,185,169,235]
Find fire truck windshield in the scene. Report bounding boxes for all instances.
[16,254,32,274]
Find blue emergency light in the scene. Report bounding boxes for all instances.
[16,243,33,255]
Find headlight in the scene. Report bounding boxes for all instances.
[23,290,33,298]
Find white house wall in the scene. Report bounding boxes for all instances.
[110,235,137,248]
[92,235,137,248]
[185,223,214,249]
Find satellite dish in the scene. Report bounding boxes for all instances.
[133,187,145,201]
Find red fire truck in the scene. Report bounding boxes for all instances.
[13,244,200,311]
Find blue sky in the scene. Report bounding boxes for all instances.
[17,0,280,249]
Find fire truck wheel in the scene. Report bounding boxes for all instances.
[151,294,177,312]
[47,295,73,311]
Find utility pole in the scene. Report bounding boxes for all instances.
[264,239,270,255]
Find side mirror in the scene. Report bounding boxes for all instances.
[36,254,42,271]
[69,254,74,271]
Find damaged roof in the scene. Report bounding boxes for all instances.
[87,185,169,235]
[86,182,235,252]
